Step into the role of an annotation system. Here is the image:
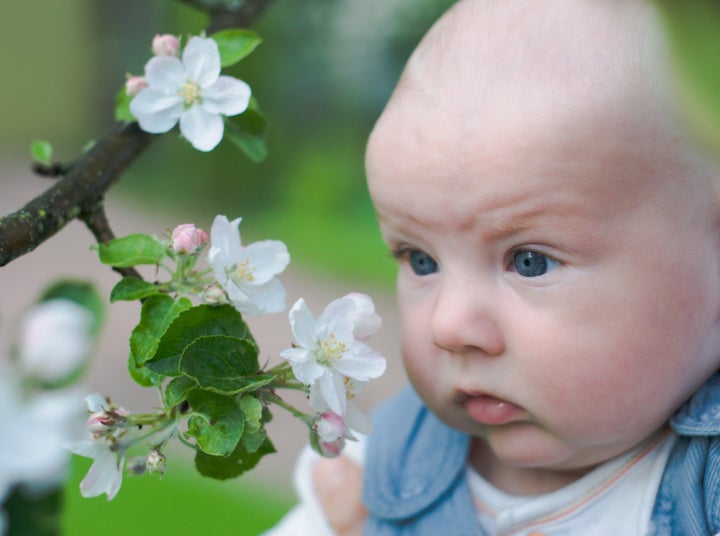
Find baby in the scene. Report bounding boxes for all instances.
[270,0,720,534]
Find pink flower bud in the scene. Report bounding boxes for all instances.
[86,409,127,436]
[314,411,346,443]
[171,223,208,254]
[152,34,180,57]
[125,76,149,97]
[319,437,346,458]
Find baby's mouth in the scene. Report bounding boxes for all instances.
[457,391,525,426]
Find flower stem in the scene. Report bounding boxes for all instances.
[264,392,312,425]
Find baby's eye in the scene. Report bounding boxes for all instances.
[409,250,439,276]
[510,250,560,278]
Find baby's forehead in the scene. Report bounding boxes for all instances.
[399,0,667,114]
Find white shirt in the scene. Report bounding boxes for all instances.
[265,431,676,536]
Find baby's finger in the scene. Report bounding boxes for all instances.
[313,456,367,536]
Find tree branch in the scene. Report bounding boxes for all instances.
[0,122,152,267]
[0,0,274,268]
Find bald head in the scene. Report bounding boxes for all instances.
[368,0,716,191]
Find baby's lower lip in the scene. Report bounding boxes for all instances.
[462,394,524,425]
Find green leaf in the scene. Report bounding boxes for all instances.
[211,29,262,68]
[164,376,197,407]
[128,352,162,387]
[115,86,135,122]
[30,140,53,166]
[145,304,254,377]
[97,234,166,268]
[224,99,268,163]
[130,294,192,369]
[655,0,720,154]
[239,395,267,453]
[110,277,160,303]
[179,335,263,393]
[195,436,275,480]
[186,390,244,456]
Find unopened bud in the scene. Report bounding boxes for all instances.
[152,34,180,57]
[314,411,346,443]
[202,283,226,305]
[86,409,127,436]
[125,75,149,97]
[146,449,166,475]
[319,437,346,458]
[171,223,208,254]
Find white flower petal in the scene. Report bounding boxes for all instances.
[333,346,386,381]
[224,281,262,316]
[240,278,286,315]
[130,90,183,133]
[144,56,185,92]
[280,349,325,385]
[317,372,347,416]
[344,293,382,340]
[209,215,242,268]
[244,240,290,284]
[182,36,221,87]
[288,299,319,349]
[179,106,224,151]
[80,449,123,500]
[203,76,251,116]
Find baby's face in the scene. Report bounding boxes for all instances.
[367,52,720,491]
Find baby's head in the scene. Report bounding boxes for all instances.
[367,0,720,492]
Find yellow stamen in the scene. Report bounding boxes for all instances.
[232,259,256,283]
[320,333,346,362]
[178,79,201,106]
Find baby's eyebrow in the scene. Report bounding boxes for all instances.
[476,198,597,243]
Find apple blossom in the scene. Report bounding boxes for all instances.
[280,295,386,418]
[171,223,208,254]
[130,36,251,151]
[207,215,289,316]
[65,394,126,500]
[152,34,180,57]
[18,299,94,383]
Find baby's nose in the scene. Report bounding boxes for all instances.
[430,277,504,356]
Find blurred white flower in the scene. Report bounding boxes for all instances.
[280,294,386,417]
[207,215,290,316]
[130,36,251,151]
[18,299,94,383]
[0,373,85,504]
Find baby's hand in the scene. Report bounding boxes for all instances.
[313,455,367,536]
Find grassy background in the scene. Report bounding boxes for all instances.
[63,455,293,535]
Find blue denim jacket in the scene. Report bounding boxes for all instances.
[362,373,720,535]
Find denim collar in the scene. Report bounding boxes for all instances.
[669,371,720,436]
[363,387,470,520]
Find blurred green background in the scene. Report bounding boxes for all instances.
[0,0,455,285]
[0,1,455,533]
